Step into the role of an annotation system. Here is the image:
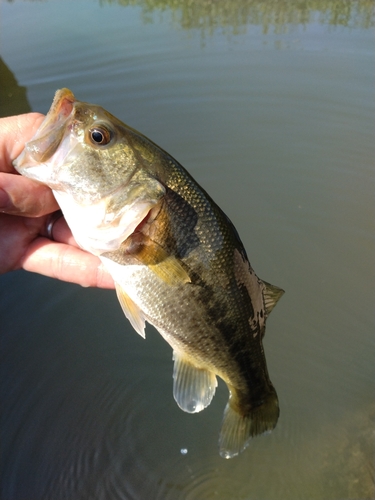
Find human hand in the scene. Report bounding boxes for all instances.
[0,113,115,288]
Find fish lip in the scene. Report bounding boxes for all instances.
[14,89,76,168]
[32,88,75,142]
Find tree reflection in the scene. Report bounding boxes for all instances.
[100,0,374,34]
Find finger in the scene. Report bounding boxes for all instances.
[0,212,46,274]
[0,172,59,216]
[44,214,79,247]
[0,113,45,173]
[21,237,115,289]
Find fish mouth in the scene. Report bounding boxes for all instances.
[14,88,76,168]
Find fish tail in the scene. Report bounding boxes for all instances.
[219,389,279,459]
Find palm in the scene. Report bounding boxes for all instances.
[0,114,114,289]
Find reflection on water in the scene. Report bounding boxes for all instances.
[5,0,375,34]
[1,0,374,498]
[0,58,31,117]
[319,403,375,498]
[101,0,374,34]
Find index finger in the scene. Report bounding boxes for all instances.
[0,114,59,216]
[0,113,44,173]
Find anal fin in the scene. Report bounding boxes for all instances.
[115,284,146,338]
[172,351,217,413]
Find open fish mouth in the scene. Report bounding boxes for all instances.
[16,89,75,167]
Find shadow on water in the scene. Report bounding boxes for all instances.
[0,58,31,117]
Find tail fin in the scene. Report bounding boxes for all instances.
[219,391,279,459]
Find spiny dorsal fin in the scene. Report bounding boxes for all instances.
[261,280,285,318]
[172,351,217,413]
[115,284,146,338]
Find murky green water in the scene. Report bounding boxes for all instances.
[1,1,374,499]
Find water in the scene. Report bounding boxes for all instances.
[1,1,374,498]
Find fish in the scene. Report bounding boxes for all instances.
[14,88,284,458]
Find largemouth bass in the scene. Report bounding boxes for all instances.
[14,89,284,458]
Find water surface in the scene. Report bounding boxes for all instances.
[1,1,374,498]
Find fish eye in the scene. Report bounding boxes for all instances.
[89,126,112,146]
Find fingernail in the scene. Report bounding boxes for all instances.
[0,189,11,211]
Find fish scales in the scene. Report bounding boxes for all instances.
[13,88,284,458]
[106,159,265,373]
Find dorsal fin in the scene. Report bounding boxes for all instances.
[261,280,285,317]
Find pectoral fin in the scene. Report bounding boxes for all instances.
[123,233,191,286]
[115,284,146,338]
[172,351,217,413]
[148,255,190,286]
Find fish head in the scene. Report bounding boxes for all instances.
[14,88,158,202]
[14,89,165,254]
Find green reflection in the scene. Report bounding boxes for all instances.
[100,0,374,33]
[0,58,31,118]
[5,0,374,33]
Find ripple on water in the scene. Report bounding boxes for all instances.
[39,375,155,500]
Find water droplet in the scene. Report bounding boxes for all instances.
[187,400,197,412]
